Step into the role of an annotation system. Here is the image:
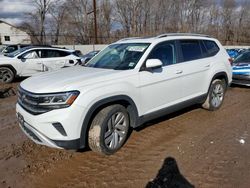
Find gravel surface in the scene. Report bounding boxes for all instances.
[0,83,250,188]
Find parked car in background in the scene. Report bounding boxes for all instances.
[232,50,250,86]
[0,44,30,55]
[16,33,232,155]
[0,46,81,83]
[80,50,99,64]
[226,48,246,60]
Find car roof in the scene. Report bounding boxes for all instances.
[114,33,216,44]
[22,46,75,52]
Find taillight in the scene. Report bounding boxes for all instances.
[228,58,233,65]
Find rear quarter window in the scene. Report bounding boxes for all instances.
[203,40,220,57]
[42,50,70,58]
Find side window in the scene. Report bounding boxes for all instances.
[22,50,40,59]
[148,42,175,66]
[203,40,220,57]
[180,40,202,62]
[59,51,70,57]
[41,50,69,58]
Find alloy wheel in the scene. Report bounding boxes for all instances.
[104,112,127,149]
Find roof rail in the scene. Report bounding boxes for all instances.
[117,37,145,42]
[156,33,211,38]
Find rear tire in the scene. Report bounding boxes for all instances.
[88,104,130,155]
[0,67,14,83]
[202,79,226,111]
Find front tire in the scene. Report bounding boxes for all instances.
[202,79,226,111]
[0,67,14,83]
[88,104,130,155]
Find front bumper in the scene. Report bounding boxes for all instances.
[16,103,87,150]
[232,74,250,86]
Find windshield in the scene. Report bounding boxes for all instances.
[85,43,150,70]
[5,46,31,58]
[0,46,6,53]
[234,51,250,64]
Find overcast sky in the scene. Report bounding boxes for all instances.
[0,0,35,25]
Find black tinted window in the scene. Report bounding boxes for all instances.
[203,40,219,56]
[148,42,175,66]
[180,40,202,61]
[6,45,18,53]
[59,51,70,57]
[41,50,69,58]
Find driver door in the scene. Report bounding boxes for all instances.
[19,50,43,76]
[139,41,184,115]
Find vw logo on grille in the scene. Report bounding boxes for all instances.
[21,93,26,101]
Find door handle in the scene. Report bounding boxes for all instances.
[175,70,183,74]
[69,60,74,64]
[205,64,210,67]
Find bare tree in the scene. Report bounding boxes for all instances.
[48,1,67,44]
[98,0,112,43]
[221,0,236,44]
[19,0,250,45]
[32,0,51,44]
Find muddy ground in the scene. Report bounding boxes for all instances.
[0,82,250,188]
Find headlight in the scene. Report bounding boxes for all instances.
[37,91,80,108]
[18,87,80,115]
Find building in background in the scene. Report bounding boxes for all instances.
[0,20,31,45]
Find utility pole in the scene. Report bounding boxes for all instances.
[93,0,98,44]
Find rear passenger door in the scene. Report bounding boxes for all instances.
[41,50,70,71]
[176,40,211,99]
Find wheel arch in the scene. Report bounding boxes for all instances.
[0,64,17,76]
[210,71,229,90]
[79,95,139,149]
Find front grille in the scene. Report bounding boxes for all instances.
[21,124,42,143]
[18,87,51,115]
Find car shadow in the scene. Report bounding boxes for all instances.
[77,104,200,154]
[135,104,200,132]
[13,77,28,83]
[230,83,250,89]
[146,156,194,188]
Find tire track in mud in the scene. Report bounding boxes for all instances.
[179,88,250,188]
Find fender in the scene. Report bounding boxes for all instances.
[79,95,139,148]
[203,71,229,100]
[211,71,229,86]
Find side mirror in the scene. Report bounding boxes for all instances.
[146,59,163,69]
[17,56,26,62]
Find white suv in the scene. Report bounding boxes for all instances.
[16,34,232,155]
[0,46,81,83]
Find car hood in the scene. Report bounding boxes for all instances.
[20,66,128,93]
[0,55,13,61]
